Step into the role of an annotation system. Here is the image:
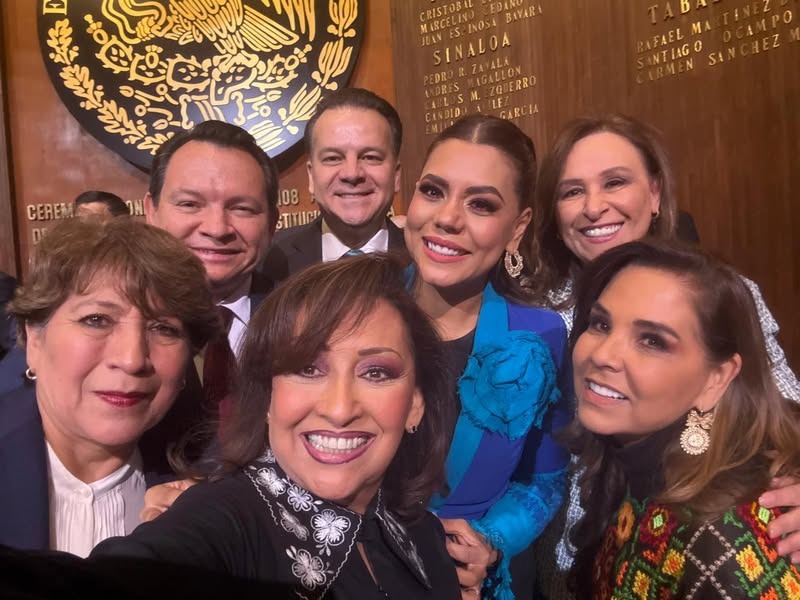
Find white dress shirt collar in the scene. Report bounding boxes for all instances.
[47,443,145,557]
[321,219,389,262]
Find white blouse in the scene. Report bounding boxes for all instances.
[46,443,146,557]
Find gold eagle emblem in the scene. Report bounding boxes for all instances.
[38,0,362,168]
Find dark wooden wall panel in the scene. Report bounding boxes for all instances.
[0,5,18,277]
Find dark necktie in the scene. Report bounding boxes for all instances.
[340,248,364,259]
[203,306,237,416]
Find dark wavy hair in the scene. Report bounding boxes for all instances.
[211,253,454,522]
[530,114,678,308]
[565,239,800,596]
[421,114,538,304]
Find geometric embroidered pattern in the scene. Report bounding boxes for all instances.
[594,495,800,599]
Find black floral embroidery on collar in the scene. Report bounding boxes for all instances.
[245,449,430,598]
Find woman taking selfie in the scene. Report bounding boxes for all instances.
[140,114,571,598]
[566,239,800,598]
[0,218,217,556]
[404,114,571,599]
[94,255,461,599]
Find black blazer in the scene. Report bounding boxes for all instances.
[0,340,27,396]
[259,216,407,284]
[0,382,198,551]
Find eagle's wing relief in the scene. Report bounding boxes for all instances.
[169,0,300,54]
[103,0,302,54]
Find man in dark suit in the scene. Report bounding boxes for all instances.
[261,88,406,282]
[145,120,278,354]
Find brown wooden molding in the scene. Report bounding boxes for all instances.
[0,2,18,278]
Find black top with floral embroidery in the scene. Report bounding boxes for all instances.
[93,451,460,599]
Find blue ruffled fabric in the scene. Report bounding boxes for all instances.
[459,330,560,440]
[471,470,567,600]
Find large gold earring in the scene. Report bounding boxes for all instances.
[680,408,714,455]
[504,250,523,278]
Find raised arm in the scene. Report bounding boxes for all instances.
[93,476,268,579]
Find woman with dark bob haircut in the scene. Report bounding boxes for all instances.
[566,240,800,598]
[0,218,218,556]
[94,254,461,598]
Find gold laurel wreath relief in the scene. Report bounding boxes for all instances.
[44,0,359,157]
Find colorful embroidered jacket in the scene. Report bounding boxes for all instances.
[594,494,800,599]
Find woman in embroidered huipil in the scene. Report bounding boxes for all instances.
[565,240,800,599]
[94,255,461,599]
[0,218,218,556]
[402,114,571,599]
[529,114,800,599]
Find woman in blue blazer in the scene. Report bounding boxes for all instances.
[0,218,217,556]
[403,114,570,599]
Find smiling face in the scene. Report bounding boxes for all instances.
[306,107,401,237]
[573,266,737,440]
[556,132,661,264]
[267,301,424,514]
[25,276,190,472]
[404,139,531,299]
[145,141,271,300]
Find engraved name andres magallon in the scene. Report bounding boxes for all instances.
[38,0,365,169]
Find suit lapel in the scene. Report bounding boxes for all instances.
[387,218,408,252]
[288,217,324,274]
[248,272,276,317]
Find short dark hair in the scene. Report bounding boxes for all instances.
[9,218,219,352]
[217,253,454,522]
[148,120,279,230]
[73,190,130,217]
[424,114,538,303]
[304,88,403,157]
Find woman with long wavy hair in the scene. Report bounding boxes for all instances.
[566,239,800,598]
